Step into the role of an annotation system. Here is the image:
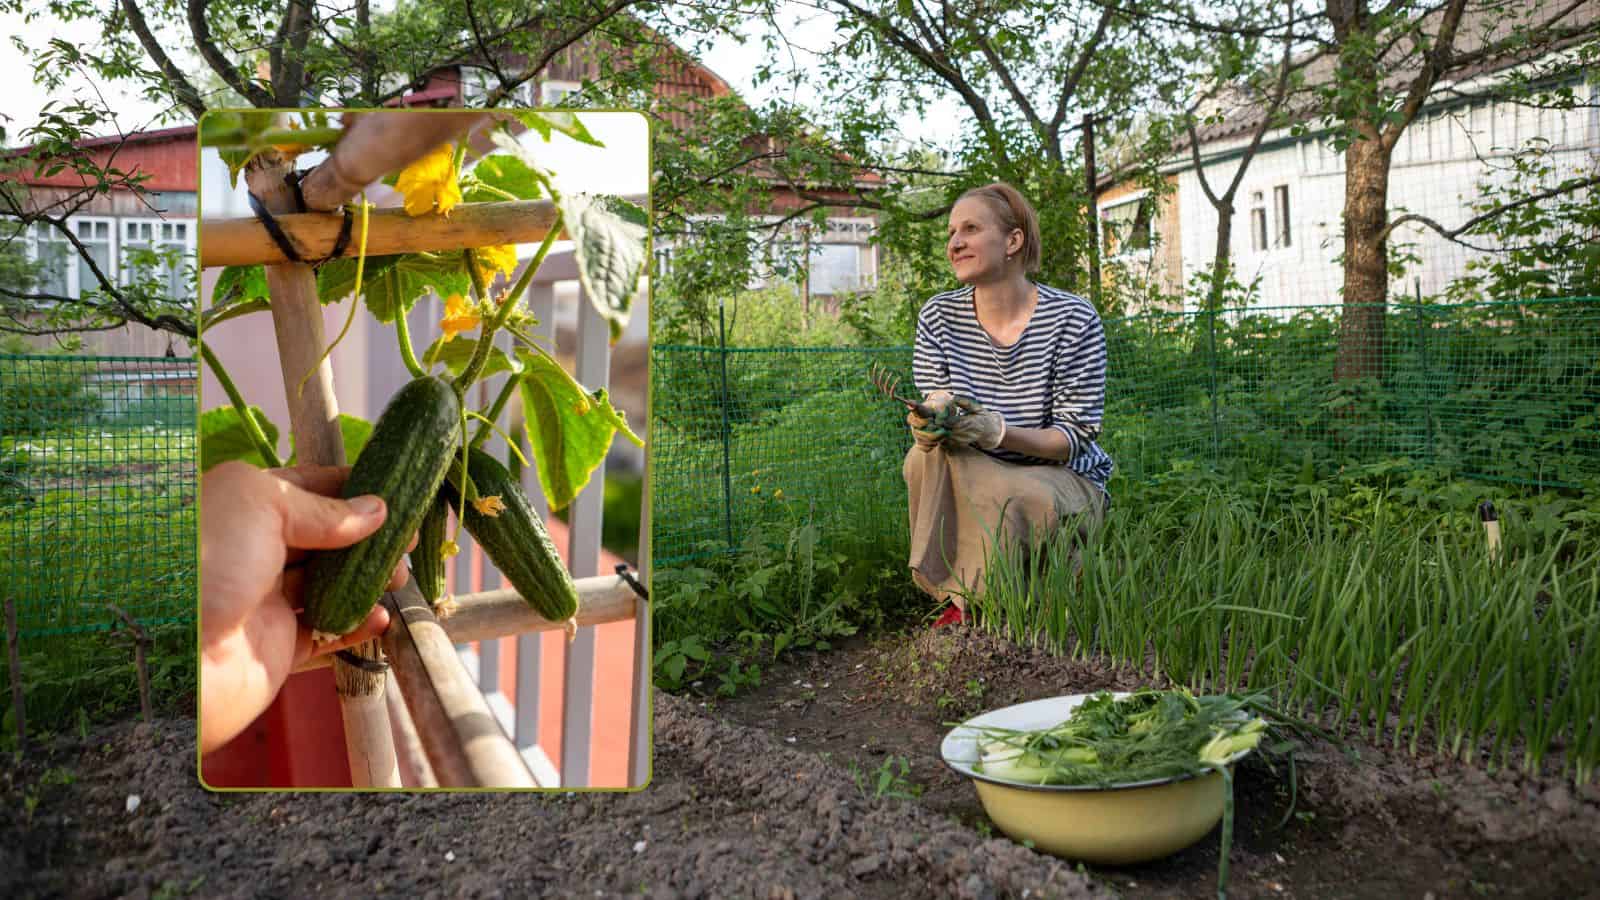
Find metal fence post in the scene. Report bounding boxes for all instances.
[1207,307,1220,465]
[717,303,734,549]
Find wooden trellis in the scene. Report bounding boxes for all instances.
[201,111,646,788]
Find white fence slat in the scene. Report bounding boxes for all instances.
[560,624,597,787]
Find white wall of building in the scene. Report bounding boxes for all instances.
[1170,76,1598,313]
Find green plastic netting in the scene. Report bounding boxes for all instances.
[650,297,1600,564]
[0,355,197,637]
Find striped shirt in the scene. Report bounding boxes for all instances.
[913,282,1114,494]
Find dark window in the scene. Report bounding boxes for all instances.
[1250,191,1267,252]
[1274,185,1291,248]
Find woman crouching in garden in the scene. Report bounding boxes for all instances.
[904,182,1114,626]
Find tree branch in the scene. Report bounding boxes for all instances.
[1380,172,1600,245]
[188,0,274,107]
[118,0,206,118]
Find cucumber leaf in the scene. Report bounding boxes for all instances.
[561,193,647,343]
[316,252,471,322]
[200,405,280,471]
[515,347,642,511]
[212,264,268,309]
[462,153,547,203]
[514,110,603,147]
[419,335,521,380]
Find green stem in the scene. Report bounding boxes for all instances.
[454,211,561,391]
[471,373,522,447]
[466,248,490,302]
[395,307,426,378]
[466,410,530,467]
[201,342,283,468]
[200,298,269,333]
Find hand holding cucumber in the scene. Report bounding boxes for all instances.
[199,462,411,754]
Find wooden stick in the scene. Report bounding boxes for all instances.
[293,574,636,672]
[244,148,400,788]
[5,599,24,753]
[200,200,561,268]
[106,604,151,723]
[380,579,537,787]
[385,670,438,788]
[298,111,491,211]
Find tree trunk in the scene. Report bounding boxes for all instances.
[1336,134,1391,381]
[1208,201,1234,310]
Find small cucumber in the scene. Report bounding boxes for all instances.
[302,376,462,637]
[410,493,451,605]
[444,446,579,622]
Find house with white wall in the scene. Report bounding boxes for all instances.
[1097,11,1599,313]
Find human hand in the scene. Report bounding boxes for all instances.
[200,462,410,754]
[907,389,956,451]
[946,396,1006,450]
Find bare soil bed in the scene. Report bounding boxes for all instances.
[4,626,1598,899]
[707,627,1600,898]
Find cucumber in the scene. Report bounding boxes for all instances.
[302,376,462,637]
[410,493,451,605]
[444,446,579,622]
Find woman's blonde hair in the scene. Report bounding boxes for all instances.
[957,182,1041,274]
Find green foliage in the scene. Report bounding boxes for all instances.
[974,467,1600,781]
[850,755,923,802]
[0,356,100,436]
[1444,143,1600,302]
[0,622,197,752]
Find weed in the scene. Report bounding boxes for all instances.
[850,755,923,802]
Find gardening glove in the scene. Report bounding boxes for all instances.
[945,396,1006,450]
[907,389,956,451]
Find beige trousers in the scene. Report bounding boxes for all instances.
[903,444,1105,609]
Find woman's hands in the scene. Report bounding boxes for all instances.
[908,391,1007,451]
[200,462,407,755]
[945,397,1006,450]
[907,389,955,451]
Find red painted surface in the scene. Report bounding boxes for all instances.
[4,126,198,192]
[200,513,639,789]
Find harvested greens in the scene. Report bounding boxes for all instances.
[971,689,1268,788]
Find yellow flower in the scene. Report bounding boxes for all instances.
[773,489,784,500]
[439,293,480,342]
[472,495,507,517]
[751,485,761,494]
[442,540,460,558]
[395,142,461,217]
[472,244,519,290]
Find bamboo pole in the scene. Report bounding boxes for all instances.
[200,200,561,268]
[293,574,637,672]
[386,671,439,788]
[380,579,538,787]
[244,148,399,788]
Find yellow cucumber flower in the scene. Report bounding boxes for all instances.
[442,540,461,558]
[439,293,481,342]
[472,244,519,291]
[472,495,507,517]
[395,142,461,217]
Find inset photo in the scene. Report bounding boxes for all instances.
[196,109,649,790]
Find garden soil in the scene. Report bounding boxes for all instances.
[5,627,1599,898]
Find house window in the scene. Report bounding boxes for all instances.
[1273,186,1291,248]
[807,243,868,294]
[1100,195,1153,258]
[1250,191,1267,252]
[540,80,582,105]
[121,219,193,300]
[30,217,115,298]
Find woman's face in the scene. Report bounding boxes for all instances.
[947,197,1022,284]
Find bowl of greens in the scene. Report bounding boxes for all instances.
[940,689,1268,865]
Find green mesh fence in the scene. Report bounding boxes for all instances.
[650,297,1600,564]
[0,355,198,637]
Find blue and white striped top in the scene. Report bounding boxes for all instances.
[913,282,1114,494]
